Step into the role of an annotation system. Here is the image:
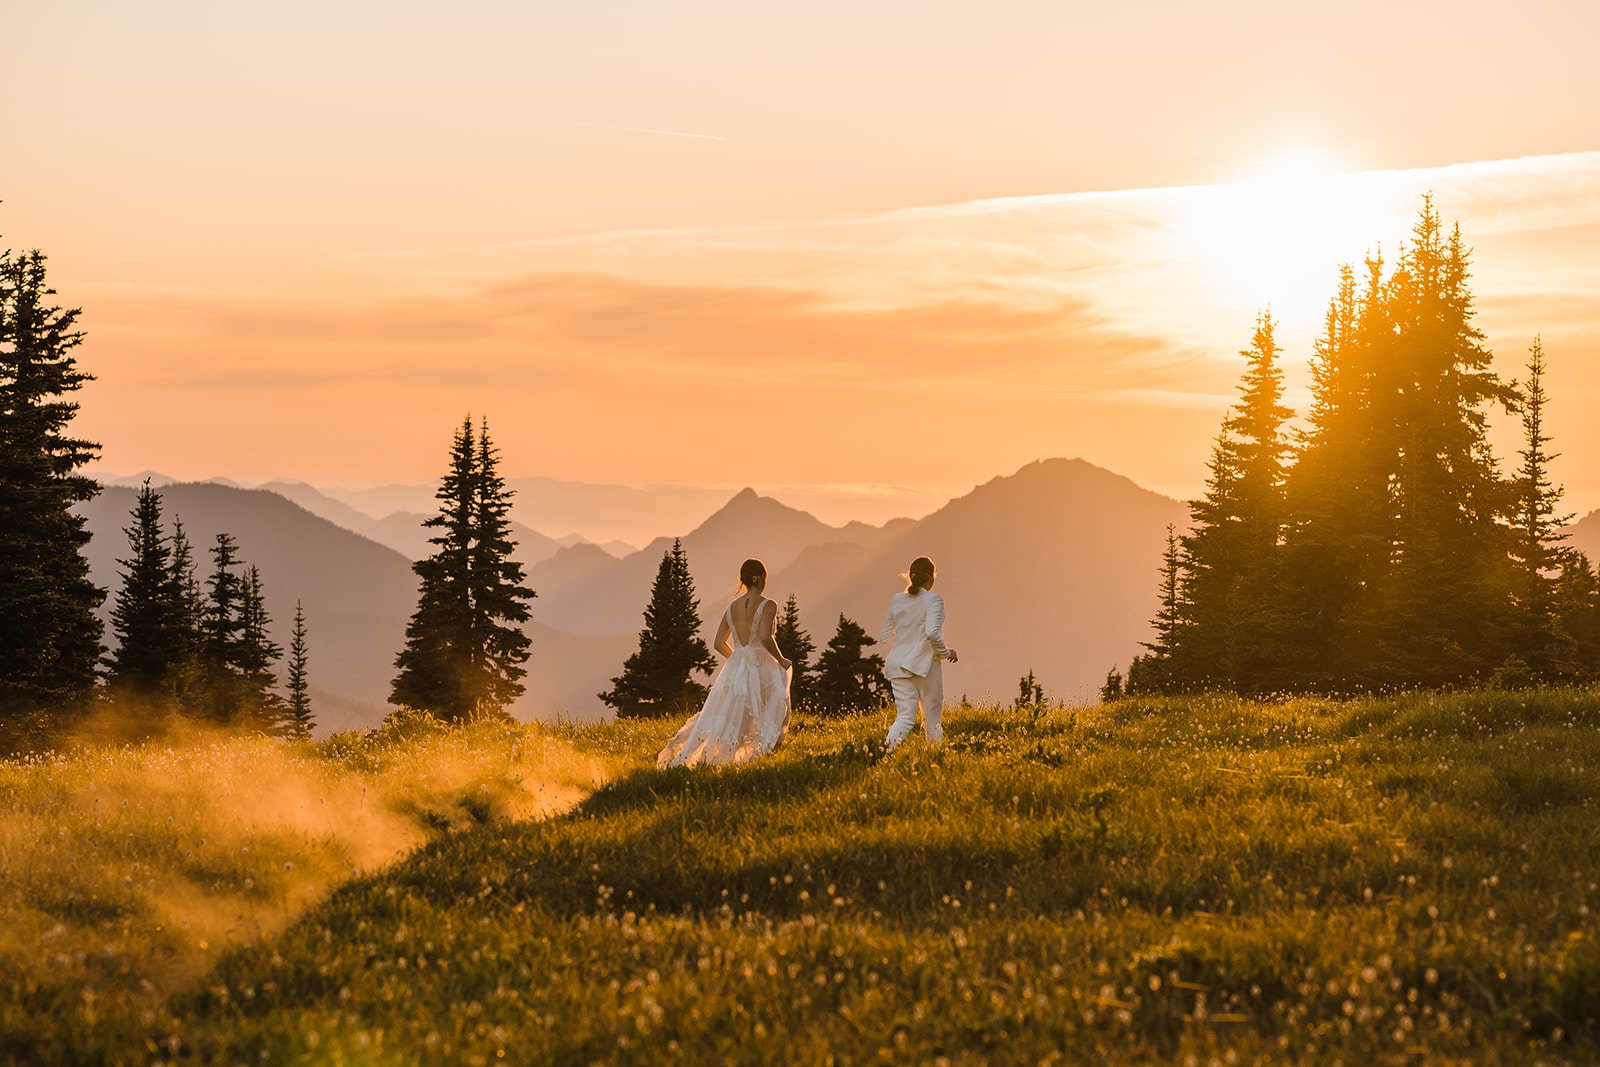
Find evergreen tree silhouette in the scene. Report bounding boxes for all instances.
[236,565,285,729]
[600,539,716,718]
[1367,199,1518,685]
[392,416,534,720]
[1507,337,1583,679]
[1281,258,1394,687]
[106,481,187,707]
[811,615,886,716]
[1178,313,1293,691]
[0,244,104,734]
[167,518,206,710]
[1128,525,1186,694]
[197,533,247,723]
[466,425,533,713]
[774,594,817,711]
[285,601,313,740]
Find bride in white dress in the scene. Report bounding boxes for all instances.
[657,558,793,768]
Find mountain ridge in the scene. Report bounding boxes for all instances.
[78,458,1188,729]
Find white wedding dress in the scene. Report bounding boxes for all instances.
[657,598,791,768]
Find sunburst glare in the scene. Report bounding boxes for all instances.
[1178,147,1399,334]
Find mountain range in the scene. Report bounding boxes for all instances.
[78,462,1600,735]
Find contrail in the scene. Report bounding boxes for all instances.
[536,117,730,142]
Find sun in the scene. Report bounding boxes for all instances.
[1179,145,1392,331]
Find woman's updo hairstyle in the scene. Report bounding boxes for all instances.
[739,558,768,589]
[906,556,936,595]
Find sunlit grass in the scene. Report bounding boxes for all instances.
[5,692,1600,1062]
[0,708,615,1062]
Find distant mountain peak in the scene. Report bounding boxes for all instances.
[694,487,834,537]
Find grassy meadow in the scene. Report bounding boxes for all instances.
[4,692,1600,1064]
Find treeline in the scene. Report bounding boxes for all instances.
[106,480,313,737]
[0,233,313,750]
[1128,198,1600,695]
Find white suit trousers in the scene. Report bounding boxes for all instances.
[885,661,944,749]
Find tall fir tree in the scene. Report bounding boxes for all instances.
[465,424,533,712]
[0,243,104,734]
[1279,259,1392,688]
[811,615,886,716]
[774,594,817,711]
[391,417,535,720]
[106,480,183,701]
[1368,199,1518,685]
[284,601,314,740]
[1507,337,1580,678]
[1175,313,1293,692]
[600,539,716,718]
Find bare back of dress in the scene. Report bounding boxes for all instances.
[656,598,791,768]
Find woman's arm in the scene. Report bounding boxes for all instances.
[925,594,957,662]
[879,601,896,645]
[757,600,791,669]
[714,613,733,658]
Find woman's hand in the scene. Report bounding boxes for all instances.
[778,656,793,671]
[944,648,959,664]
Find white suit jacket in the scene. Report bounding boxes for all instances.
[880,590,950,679]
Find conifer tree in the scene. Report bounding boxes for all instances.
[1551,549,1600,676]
[106,480,183,701]
[1507,337,1580,678]
[1510,340,1569,599]
[1279,259,1391,688]
[1128,525,1187,694]
[466,425,533,712]
[774,594,817,710]
[197,534,247,722]
[167,518,205,709]
[392,419,476,716]
[392,417,535,720]
[600,539,716,718]
[1367,200,1517,685]
[284,601,313,740]
[0,244,104,729]
[236,565,286,728]
[1176,314,1293,691]
[811,615,886,716]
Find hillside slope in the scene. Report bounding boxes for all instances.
[31,691,1597,1064]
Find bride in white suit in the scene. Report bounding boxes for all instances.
[879,556,958,750]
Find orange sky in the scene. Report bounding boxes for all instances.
[6,2,1600,520]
